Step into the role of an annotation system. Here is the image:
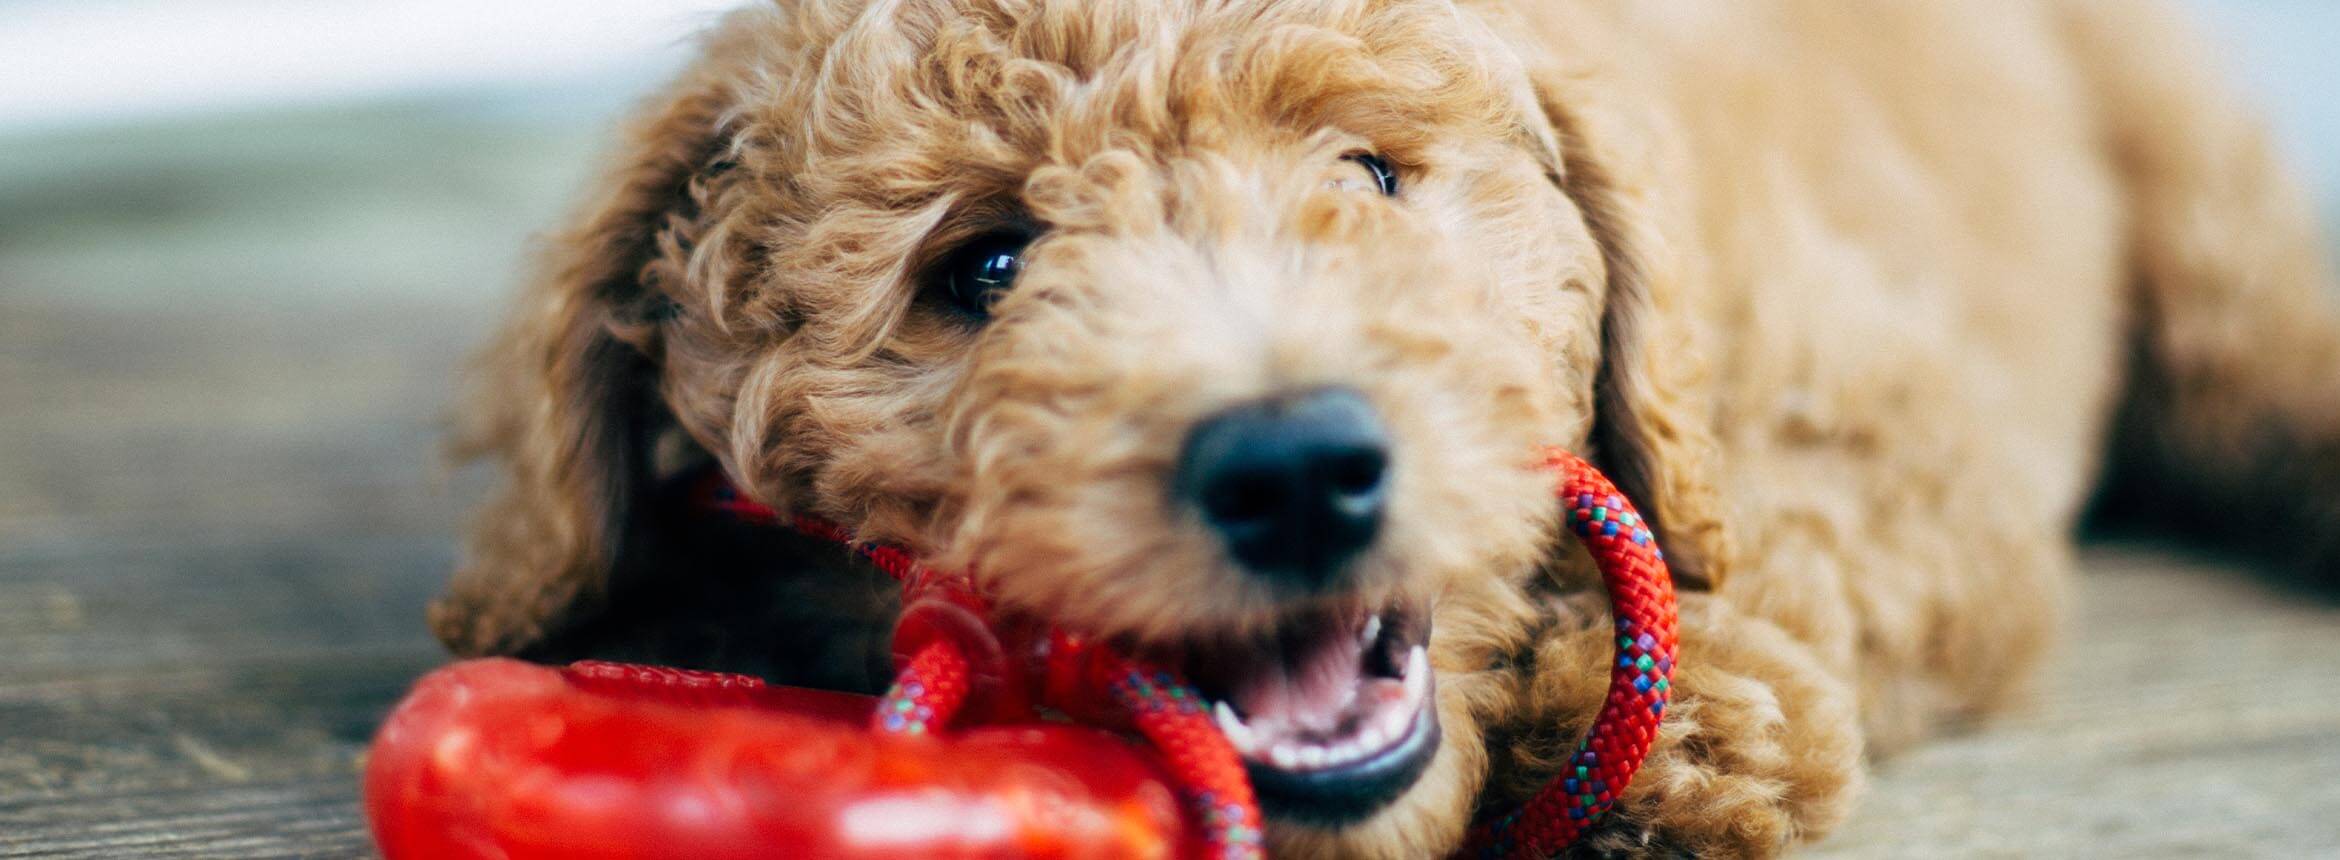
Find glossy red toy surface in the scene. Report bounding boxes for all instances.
[365,659,1194,860]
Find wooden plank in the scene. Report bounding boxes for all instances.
[0,530,444,858]
[0,777,374,859]
[0,646,435,859]
[1811,549,2340,859]
[0,298,488,544]
[0,535,450,685]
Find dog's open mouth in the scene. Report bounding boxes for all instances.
[1176,601,1439,825]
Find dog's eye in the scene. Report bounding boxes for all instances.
[1341,152,1400,197]
[934,232,1031,318]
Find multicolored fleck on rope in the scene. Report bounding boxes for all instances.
[1464,449,1681,859]
[871,641,970,735]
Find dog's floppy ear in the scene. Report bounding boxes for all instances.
[430,69,737,657]
[1528,85,1731,590]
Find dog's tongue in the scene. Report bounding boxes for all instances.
[1226,611,1371,734]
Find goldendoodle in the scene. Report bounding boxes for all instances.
[432,1,2340,855]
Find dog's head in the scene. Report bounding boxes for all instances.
[437,0,1721,849]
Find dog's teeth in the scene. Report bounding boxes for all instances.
[1404,646,1430,701]
[1361,613,1383,648]
[1382,704,1414,739]
[1271,745,1300,770]
[1358,724,1388,753]
[1214,702,1255,751]
[1300,745,1328,769]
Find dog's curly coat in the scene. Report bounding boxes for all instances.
[432,1,2340,856]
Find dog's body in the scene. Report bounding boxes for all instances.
[436,1,2340,856]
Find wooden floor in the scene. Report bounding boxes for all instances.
[3,106,2338,859]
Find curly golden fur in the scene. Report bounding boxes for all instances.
[434,0,2340,855]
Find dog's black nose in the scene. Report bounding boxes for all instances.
[1177,387,1389,588]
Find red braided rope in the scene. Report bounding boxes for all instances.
[870,641,973,735]
[1462,450,1680,858]
[704,447,1676,860]
[1101,653,1267,859]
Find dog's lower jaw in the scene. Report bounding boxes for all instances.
[1258,680,1495,860]
[1191,600,1443,824]
[1243,666,1441,826]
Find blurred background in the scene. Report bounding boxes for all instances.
[0,1,2334,857]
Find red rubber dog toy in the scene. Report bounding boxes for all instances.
[364,449,1677,859]
[365,659,1196,859]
